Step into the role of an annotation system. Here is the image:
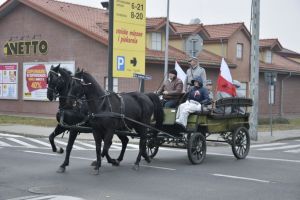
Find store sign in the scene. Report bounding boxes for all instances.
[3,40,48,56]
[23,61,75,101]
[113,0,146,78]
[0,63,18,99]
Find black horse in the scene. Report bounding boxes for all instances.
[47,65,129,173]
[66,69,164,174]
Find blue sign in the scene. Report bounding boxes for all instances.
[117,56,125,71]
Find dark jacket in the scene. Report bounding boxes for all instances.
[188,86,209,104]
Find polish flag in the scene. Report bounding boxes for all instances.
[216,58,236,97]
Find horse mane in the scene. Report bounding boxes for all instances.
[81,71,105,95]
[59,67,72,76]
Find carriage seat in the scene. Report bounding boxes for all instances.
[210,97,252,119]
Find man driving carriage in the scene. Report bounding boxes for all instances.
[156,69,183,108]
[175,76,210,128]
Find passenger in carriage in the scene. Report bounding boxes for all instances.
[156,69,183,108]
[175,76,209,128]
[184,57,207,92]
[206,79,214,109]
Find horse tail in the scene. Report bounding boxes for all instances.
[146,92,164,129]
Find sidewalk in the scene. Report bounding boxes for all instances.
[0,124,300,144]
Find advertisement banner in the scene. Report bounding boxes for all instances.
[23,61,75,101]
[0,63,18,99]
[113,0,146,78]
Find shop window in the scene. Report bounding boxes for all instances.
[105,77,118,92]
[236,43,243,59]
[151,32,162,51]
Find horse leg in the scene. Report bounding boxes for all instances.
[102,130,119,166]
[116,134,129,162]
[49,125,65,154]
[57,130,78,173]
[132,130,150,171]
[92,131,102,175]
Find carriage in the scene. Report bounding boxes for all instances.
[58,91,253,165]
[143,97,253,164]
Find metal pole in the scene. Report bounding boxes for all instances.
[249,0,260,141]
[107,0,114,91]
[164,0,170,80]
[269,84,273,136]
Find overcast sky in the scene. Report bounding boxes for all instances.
[1,0,299,53]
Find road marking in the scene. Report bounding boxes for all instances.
[257,144,300,151]
[74,140,95,148]
[25,138,51,147]
[0,133,24,138]
[23,150,176,171]
[54,140,86,150]
[251,142,286,148]
[285,148,300,153]
[7,137,36,148]
[7,195,85,200]
[126,144,139,148]
[140,164,176,171]
[24,150,58,156]
[0,139,12,147]
[208,152,300,163]
[212,173,271,183]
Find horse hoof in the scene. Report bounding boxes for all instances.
[90,160,97,166]
[111,159,120,166]
[132,164,139,171]
[56,167,65,173]
[145,157,151,163]
[91,169,100,175]
[57,147,64,154]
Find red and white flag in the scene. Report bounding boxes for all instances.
[216,58,236,97]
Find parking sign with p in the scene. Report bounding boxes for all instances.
[117,56,125,71]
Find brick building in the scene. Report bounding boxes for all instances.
[0,0,299,117]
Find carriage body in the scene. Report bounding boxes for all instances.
[148,97,253,164]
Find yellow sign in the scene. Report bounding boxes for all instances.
[113,0,146,78]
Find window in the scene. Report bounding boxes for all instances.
[191,39,198,57]
[151,32,162,51]
[236,43,243,59]
[104,77,118,92]
[265,50,272,63]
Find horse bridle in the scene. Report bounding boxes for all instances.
[47,70,66,98]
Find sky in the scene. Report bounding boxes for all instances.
[0,0,299,53]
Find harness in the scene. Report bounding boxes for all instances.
[64,76,133,132]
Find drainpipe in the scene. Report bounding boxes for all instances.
[280,72,292,116]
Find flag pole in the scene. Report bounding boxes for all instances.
[164,0,170,81]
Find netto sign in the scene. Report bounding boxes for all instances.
[4,40,48,56]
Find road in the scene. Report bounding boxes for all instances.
[0,133,300,200]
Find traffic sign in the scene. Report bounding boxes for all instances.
[112,0,146,78]
[133,73,152,80]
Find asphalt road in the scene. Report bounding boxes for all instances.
[1,135,300,200]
